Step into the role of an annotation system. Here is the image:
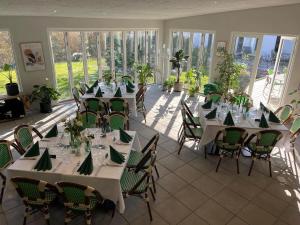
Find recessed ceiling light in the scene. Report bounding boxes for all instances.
[52,9,57,13]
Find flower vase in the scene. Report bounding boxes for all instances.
[70,134,81,156]
[85,140,91,153]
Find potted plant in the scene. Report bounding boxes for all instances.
[169,49,189,92]
[188,84,197,97]
[134,63,154,88]
[31,85,60,113]
[166,76,176,92]
[0,63,19,96]
[103,71,113,86]
[162,80,168,91]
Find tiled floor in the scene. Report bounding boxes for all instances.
[0,85,299,225]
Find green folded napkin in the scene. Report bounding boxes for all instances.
[268,111,281,123]
[205,108,217,119]
[126,85,135,93]
[260,102,269,113]
[259,114,269,128]
[95,87,103,97]
[127,80,135,89]
[223,111,235,126]
[24,142,40,157]
[85,84,90,90]
[45,124,58,138]
[86,85,94,94]
[91,80,99,89]
[77,152,93,175]
[119,128,133,143]
[114,87,122,97]
[110,145,125,164]
[34,148,52,171]
[202,100,212,109]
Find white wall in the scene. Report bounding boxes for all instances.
[163,4,300,104]
[0,16,163,94]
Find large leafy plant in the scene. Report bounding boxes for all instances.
[216,50,245,97]
[31,85,60,104]
[134,63,154,85]
[169,49,189,83]
[0,64,13,84]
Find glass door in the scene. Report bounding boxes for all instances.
[232,35,261,95]
[267,36,296,109]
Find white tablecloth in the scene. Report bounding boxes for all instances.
[7,129,141,213]
[80,83,138,117]
[199,106,290,147]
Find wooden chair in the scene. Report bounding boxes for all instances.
[107,112,129,130]
[274,104,294,124]
[289,114,300,158]
[79,111,99,129]
[215,127,248,174]
[14,125,43,154]
[109,98,129,115]
[244,130,282,177]
[11,177,58,225]
[136,86,147,121]
[72,87,81,112]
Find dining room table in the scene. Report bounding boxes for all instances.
[80,82,138,117]
[198,103,290,154]
[7,127,142,213]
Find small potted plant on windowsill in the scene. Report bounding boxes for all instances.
[0,63,19,96]
[134,63,154,88]
[31,85,60,113]
[169,49,189,92]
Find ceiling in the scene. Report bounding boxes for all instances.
[0,0,299,20]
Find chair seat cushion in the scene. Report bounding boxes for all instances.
[127,150,150,168]
[216,140,240,151]
[69,196,99,211]
[121,169,147,193]
[186,116,201,126]
[247,143,273,155]
[185,127,202,138]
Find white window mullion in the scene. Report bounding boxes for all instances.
[188,32,193,70]
[64,32,74,92]
[145,30,149,64]
[96,32,102,80]
[134,31,138,82]
[81,32,89,84]
[122,31,127,75]
[179,32,183,50]
[199,33,205,67]
[110,32,115,79]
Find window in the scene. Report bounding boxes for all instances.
[0,31,18,94]
[49,29,158,100]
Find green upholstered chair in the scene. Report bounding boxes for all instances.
[203,83,218,95]
[289,115,300,158]
[274,104,294,124]
[84,98,107,114]
[121,152,156,221]
[80,111,98,129]
[11,177,58,225]
[126,133,160,192]
[245,130,282,177]
[207,93,222,103]
[0,140,19,203]
[109,98,129,115]
[14,125,43,154]
[178,109,203,156]
[107,112,129,130]
[56,182,114,225]
[215,127,248,174]
[136,86,147,122]
[79,81,87,95]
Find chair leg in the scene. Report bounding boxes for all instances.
[151,175,157,193]
[248,158,255,176]
[154,165,160,179]
[64,208,72,225]
[43,205,50,225]
[268,157,272,177]
[0,173,6,204]
[236,157,240,174]
[149,187,156,201]
[23,206,29,225]
[145,192,153,221]
[177,124,183,141]
[178,137,185,155]
[204,145,207,159]
[85,210,92,225]
[216,155,223,172]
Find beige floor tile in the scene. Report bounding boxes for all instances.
[157,173,187,194]
[173,147,198,162]
[241,170,273,189]
[159,155,186,171]
[207,169,237,186]
[174,164,203,183]
[178,213,209,225]
[238,203,277,225]
[155,162,172,178]
[150,184,172,206]
[175,186,209,210]
[274,220,289,225]
[153,198,191,225]
[130,211,169,225]
[188,157,215,174]
[195,199,234,225]
[280,205,300,225]
[251,191,289,216]
[228,179,262,200]
[213,187,249,213]
[160,140,180,153]
[226,217,248,225]
[192,175,224,197]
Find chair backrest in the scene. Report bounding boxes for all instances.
[256,130,282,147]
[276,105,293,123]
[136,86,146,104]
[290,114,300,135]
[141,133,159,153]
[14,125,42,153]
[0,140,14,169]
[11,177,56,204]
[108,112,128,130]
[222,127,247,145]
[121,75,133,83]
[109,98,128,113]
[80,111,98,128]
[79,82,86,94]
[180,100,194,118]
[56,182,103,209]
[85,98,100,112]
[207,93,221,103]
[72,87,80,102]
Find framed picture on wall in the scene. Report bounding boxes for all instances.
[216,41,226,56]
[20,42,45,71]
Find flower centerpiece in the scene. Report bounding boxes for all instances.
[64,117,84,155]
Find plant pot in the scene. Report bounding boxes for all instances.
[162,85,167,91]
[167,87,172,92]
[5,83,19,96]
[173,82,183,92]
[40,102,52,113]
[138,83,144,89]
